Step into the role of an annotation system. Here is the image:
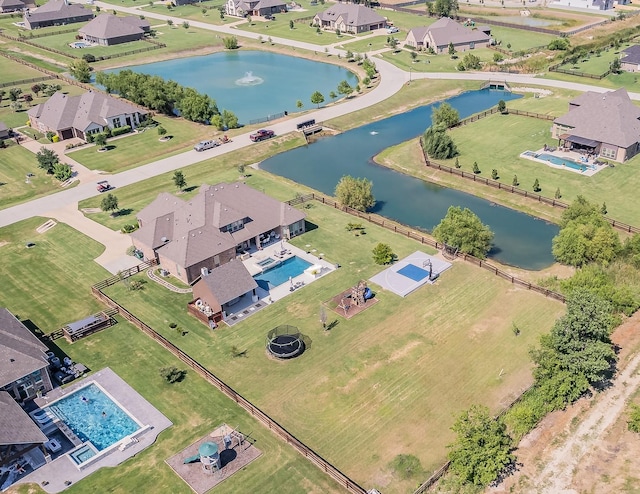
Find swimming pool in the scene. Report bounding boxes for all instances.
[45,383,141,452]
[253,256,311,288]
[523,151,588,172]
[70,41,92,48]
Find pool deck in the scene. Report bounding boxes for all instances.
[17,367,172,493]
[520,148,607,177]
[220,241,335,327]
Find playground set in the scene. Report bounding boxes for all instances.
[166,424,261,494]
[326,280,377,319]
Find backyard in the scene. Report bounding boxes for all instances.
[0,218,345,494]
[101,200,565,493]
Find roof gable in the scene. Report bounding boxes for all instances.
[317,3,385,27]
[79,13,145,40]
[197,261,258,305]
[0,391,48,446]
[425,17,490,47]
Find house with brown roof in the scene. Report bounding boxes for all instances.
[27,91,147,141]
[552,88,640,163]
[23,0,93,30]
[0,308,53,403]
[405,17,490,53]
[0,391,48,472]
[225,0,286,17]
[313,4,386,34]
[79,13,150,46]
[131,183,306,284]
[621,45,640,73]
[189,261,259,325]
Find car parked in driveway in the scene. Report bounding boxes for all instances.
[386,26,399,34]
[249,129,275,142]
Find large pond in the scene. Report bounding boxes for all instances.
[108,51,357,124]
[260,89,559,270]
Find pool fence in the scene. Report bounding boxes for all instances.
[90,272,368,494]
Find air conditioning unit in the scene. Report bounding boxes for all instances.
[201,267,209,277]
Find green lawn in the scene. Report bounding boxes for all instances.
[0,55,48,84]
[544,67,640,93]
[377,47,497,73]
[555,46,623,76]
[505,88,581,116]
[337,35,390,55]
[489,25,555,53]
[103,201,565,493]
[31,31,155,59]
[241,19,350,46]
[0,219,345,494]
[141,0,236,26]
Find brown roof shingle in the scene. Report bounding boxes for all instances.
[0,391,48,446]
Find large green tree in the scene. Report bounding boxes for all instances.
[101,193,119,215]
[432,206,494,258]
[310,91,325,108]
[69,59,92,83]
[433,0,458,17]
[552,196,621,266]
[422,123,458,159]
[173,170,187,191]
[36,147,59,174]
[337,80,353,98]
[334,175,375,212]
[447,405,514,487]
[176,88,218,124]
[431,102,459,128]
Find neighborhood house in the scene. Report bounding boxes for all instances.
[621,45,640,73]
[405,17,491,52]
[313,4,386,33]
[131,183,307,284]
[27,91,148,141]
[23,0,93,30]
[225,0,286,17]
[552,88,640,163]
[0,0,31,13]
[551,0,613,10]
[79,13,150,46]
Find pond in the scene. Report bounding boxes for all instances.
[107,51,357,124]
[260,89,559,270]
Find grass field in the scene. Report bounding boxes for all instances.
[489,25,554,53]
[377,47,498,73]
[0,55,48,84]
[544,67,640,93]
[141,0,238,25]
[102,201,565,493]
[0,219,345,494]
[555,46,622,76]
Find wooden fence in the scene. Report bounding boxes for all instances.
[90,276,368,494]
[452,107,555,128]
[0,31,78,59]
[0,75,52,89]
[288,193,566,303]
[92,40,166,62]
[548,60,610,80]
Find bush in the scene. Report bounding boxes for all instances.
[159,366,186,383]
[121,223,139,233]
[223,36,238,49]
[628,404,640,433]
[372,243,395,265]
[82,53,96,63]
[110,125,131,137]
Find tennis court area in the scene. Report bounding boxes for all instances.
[369,251,452,297]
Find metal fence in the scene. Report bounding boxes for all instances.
[249,111,286,125]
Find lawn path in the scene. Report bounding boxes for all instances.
[527,351,640,493]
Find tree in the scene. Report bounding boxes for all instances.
[610,57,621,74]
[554,187,561,199]
[53,162,72,181]
[101,193,119,215]
[173,170,187,191]
[493,52,504,63]
[628,404,640,433]
[431,102,459,128]
[246,15,251,24]
[448,42,456,57]
[221,109,239,129]
[223,36,238,49]
[372,243,395,265]
[10,101,22,112]
[462,53,481,70]
[159,366,186,383]
[182,21,190,29]
[176,89,217,123]
[201,7,207,15]
[388,37,399,51]
[447,405,514,487]
[472,162,480,174]
[310,90,325,108]
[433,206,494,258]
[94,133,108,150]
[334,175,375,212]
[289,19,294,29]
[167,19,174,27]
[296,99,303,110]
[0,90,5,106]
[601,202,607,215]
[23,93,33,105]
[434,0,458,17]
[329,91,337,101]
[532,178,540,192]
[36,147,59,174]
[422,124,458,159]
[31,84,42,96]
[335,28,341,36]
[337,80,353,98]
[69,59,92,83]
[491,169,498,180]
[497,99,506,114]
[9,88,22,102]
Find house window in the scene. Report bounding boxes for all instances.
[600,146,616,159]
[224,220,244,233]
[113,117,121,128]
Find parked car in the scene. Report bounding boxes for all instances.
[194,140,219,152]
[386,26,399,34]
[250,129,275,142]
[264,13,274,20]
[96,180,111,193]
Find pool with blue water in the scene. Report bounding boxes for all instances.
[535,153,587,171]
[45,383,140,452]
[254,256,311,288]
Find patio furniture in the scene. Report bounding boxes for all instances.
[45,438,61,453]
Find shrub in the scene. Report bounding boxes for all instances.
[372,243,395,265]
[159,366,186,383]
[121,223,139,233]
[628,404,640,433]
[82,53,96,63]
[110,125,131,137]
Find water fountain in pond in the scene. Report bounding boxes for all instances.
[236,71,264,86]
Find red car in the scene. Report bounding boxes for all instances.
[96,180,112,193]
[250,129,275,142]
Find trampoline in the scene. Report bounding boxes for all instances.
[397,264,430,282]
[266,325,305,359]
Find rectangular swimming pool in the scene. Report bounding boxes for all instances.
[253,256,311,288]
[45,383,141,452]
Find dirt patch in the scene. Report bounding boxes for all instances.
[325,286,379,319]
[489,312,640,493]
[0,241,8,248]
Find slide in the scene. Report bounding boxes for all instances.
[183,454,201,464]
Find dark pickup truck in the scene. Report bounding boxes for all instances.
[249,129,275,142]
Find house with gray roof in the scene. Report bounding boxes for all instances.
[0,391,48,472]
[23,0,93,30]
[0,308,53,403]
[552,88,640,162]
[313,4,385,34]
[79,13,150,46]
[621,45,640,73]
[190,261,258,325]
[225,0,286,17]
[27,91,147,141]
[0,0,31,13]
[131,183,306,284]
[0,122,9,140]
[405,17,490,53]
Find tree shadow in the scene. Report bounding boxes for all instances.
[183,185,198,193]
[115,208,133,217]
[325,319,339,331]
[369,200,386,214]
